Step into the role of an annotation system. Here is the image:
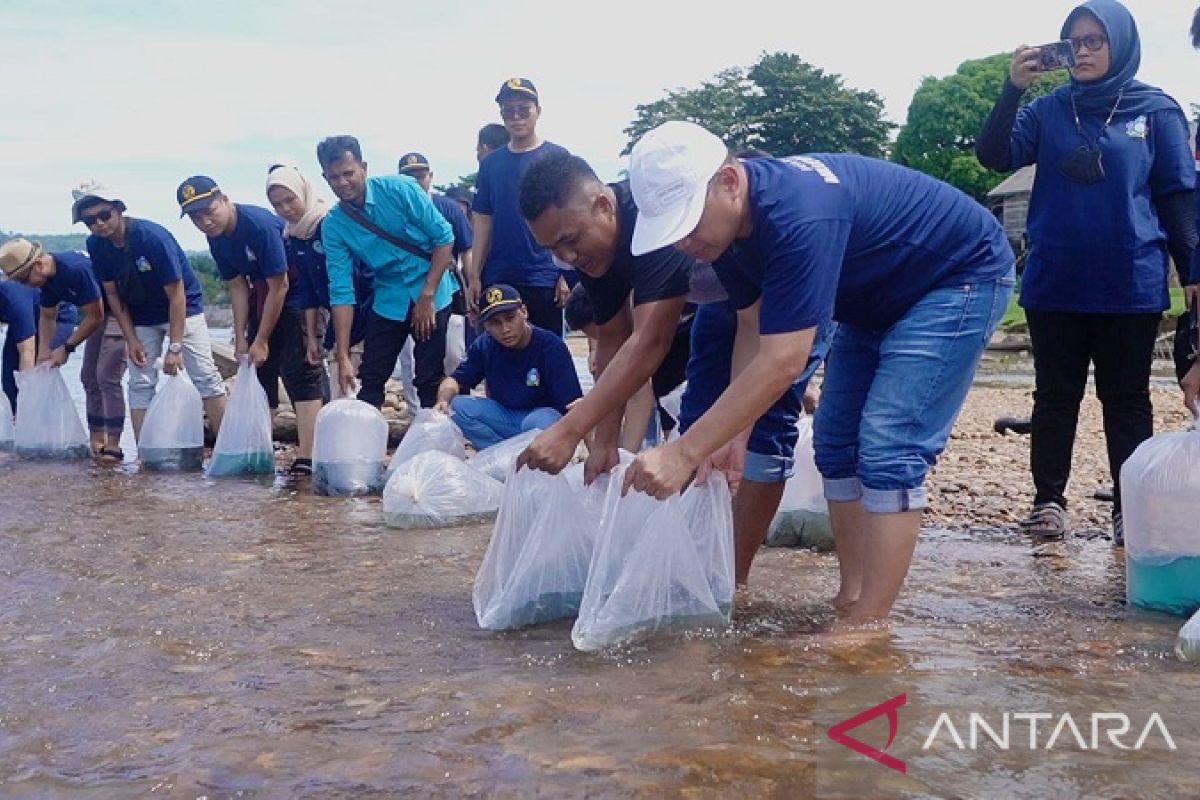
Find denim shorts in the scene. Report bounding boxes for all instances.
[678,301,833,483]
[813,273,1015,513]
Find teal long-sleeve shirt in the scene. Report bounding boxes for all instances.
[321,174,455,321]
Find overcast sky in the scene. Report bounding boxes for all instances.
[3,0,1197,251]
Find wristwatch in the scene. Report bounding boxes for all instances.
[63,341,77,355]
[167,342,183,354]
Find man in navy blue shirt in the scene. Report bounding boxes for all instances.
[0,280,74,413]
[0,238,104,368]
[435,284,581,450]
[180,175,328,473]
[623,122,1015,625]
[469,78,571,335]
[73,183,227,441]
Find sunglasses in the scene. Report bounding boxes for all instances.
[81,207,116,227]
[500,104,535,120]
[1068,34,1107,53]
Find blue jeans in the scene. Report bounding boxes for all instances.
[813,274,1014,513]
[450,395,561,450]
[678,301,834,482]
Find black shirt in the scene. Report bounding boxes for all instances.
[578,180,694,326]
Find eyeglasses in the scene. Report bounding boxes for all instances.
[1068,34,1107,53]
[500,104,535,120]
[81,207,115,227]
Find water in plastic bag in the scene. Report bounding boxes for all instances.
[467,429,540,483]
[572,468,735,651]
[474,466,612,630]
[382,450,502,529]
[766,416,833,551]
[13,365,90,460]
[0,393,14,452]
[1177,609,1200,662]
[387,409,466,478]
[139,371,205,471]
[1120,420,1200,616]
[313,397,388,496]
[206,360,274,477]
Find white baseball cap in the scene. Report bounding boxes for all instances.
[629,120,729,256]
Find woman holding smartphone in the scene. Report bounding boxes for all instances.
[976,0,1196,545]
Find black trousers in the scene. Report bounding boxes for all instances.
[1026,309,1161,513]
[515,285,563,336]
[358,305,451,409]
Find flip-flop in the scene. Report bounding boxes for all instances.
[99,446,124,463]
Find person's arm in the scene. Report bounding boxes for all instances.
[161,279,187,375]
[322,216,360,394]
[434,376,461,413]
[42,299,103,367]
[411,242,453,341]
[468,213,491,312]
[618,381,657,452]
[14,336,35,371]
[304,307,323,365]
[247,272,288,367]
[1154,191,1197,288]
[976,47,1041,172]
[227,276,252,358]
[102,280,147,368]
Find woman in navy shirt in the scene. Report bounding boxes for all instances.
[977,0,1196,544]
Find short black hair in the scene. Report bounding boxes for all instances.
[518,151,600,222]
[477,123,510,151]
[563,283,595,332]
[734,147,773,159]
[316,136,363,171]
[1192,6,1200,48]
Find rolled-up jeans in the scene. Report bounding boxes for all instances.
[813,273,1015,513]
[81,316,127,436]
[449,395,560,451]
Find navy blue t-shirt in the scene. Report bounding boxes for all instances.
[39,251,102,311]
[578,180,694,326]
[431,193,473,258]
[208,204,299,308]
[712,156,1012,334]
[472,141,569,289]
[0,283,77,343]
[286,222,330,311]
[451,326,582,413]
[87,218,204,326]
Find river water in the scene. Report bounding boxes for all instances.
[3,332,1199,797]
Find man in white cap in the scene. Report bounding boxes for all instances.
[622,121,1015,625]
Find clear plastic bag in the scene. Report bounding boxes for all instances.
[572,468,735,651]
[473,466,612,630]
[13,364,89,460]
[313,397,388,496]
[1177,608,1200,662]
[766,416,833,551]
[206,360,274,477]
[387,409,466,477]
[467,429,541,483]
[139,371,205,471]
[382,450,503,529]
[1121,419,1200,616]
[0,392,14,452]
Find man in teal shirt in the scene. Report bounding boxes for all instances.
[317,135,456,408]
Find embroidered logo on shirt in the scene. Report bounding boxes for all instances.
[245,246,258,262]
[525,368,541,387]
[135,256,153,273]
[312,240,324,255]
[1125,115,1148,139]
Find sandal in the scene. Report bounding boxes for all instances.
[1020,502,1067,541]
[288,457,313,476]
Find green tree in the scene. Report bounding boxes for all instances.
[188,252,229,306]
[621,53,893,157]
[434,172,476,194]
[0,231,88,251]
[892,53,1068,199]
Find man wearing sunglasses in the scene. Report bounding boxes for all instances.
[72,182,227,442]
[469,78,572,336]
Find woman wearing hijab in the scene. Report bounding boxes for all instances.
[976,0,1196,545]
[266,160,372,402]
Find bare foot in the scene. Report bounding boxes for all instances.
[829,592,860,613]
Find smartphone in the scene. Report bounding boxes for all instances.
[1035,40,1076,71]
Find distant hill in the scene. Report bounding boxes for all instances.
[0,230,88,252]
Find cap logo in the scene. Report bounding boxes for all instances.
[181,184,197,201]
[485,287,503,306]
[406,155,421,165]
[652,179,691,211]
[506,78,523,90]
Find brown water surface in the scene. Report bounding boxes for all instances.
[1,456,1197,798]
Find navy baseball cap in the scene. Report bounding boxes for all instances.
[495,77,538,104]
[176,175,221,217]
[479,284,524,322]
[398,152,430,174]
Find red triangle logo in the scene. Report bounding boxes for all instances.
[827,693,907,774]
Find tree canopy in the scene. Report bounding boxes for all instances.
[892,53,1068,199]
[622,52,894,158]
